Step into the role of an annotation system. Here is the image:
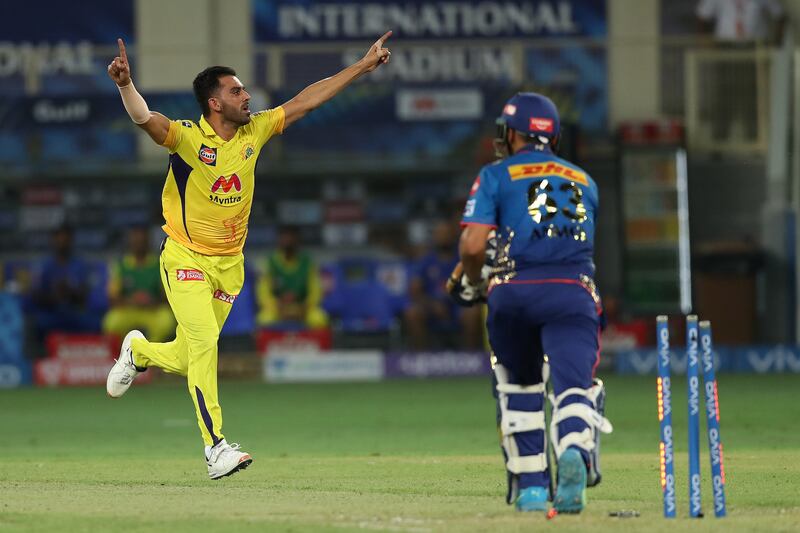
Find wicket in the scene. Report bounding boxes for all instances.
[656,314,727,519]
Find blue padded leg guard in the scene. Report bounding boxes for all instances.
[495,364,549,506]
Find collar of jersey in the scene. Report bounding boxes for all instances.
[516,144,552,155]
[199,115,232,143]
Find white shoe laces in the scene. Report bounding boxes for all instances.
[208,442,243,463]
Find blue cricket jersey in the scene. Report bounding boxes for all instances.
[461,147,598,276]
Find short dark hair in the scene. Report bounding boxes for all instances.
[193,66,237,116]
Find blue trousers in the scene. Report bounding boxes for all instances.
[487,274,601,490]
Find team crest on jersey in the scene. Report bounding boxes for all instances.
[240,143,255,161]
[181,120,193,128]
[198,144,217,166]
[176,269,205,281]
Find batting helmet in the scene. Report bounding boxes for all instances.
[494,92,560,157]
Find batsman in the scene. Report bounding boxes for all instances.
[449,93,612,513]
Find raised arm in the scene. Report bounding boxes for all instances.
[280,31,392,129]
[108,38,171,146]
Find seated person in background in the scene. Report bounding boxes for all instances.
[257,226,328,329]
[31,224,100,337]
[103,227,175,342]
[405,220,483,350]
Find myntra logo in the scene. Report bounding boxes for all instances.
[211,174,241,194]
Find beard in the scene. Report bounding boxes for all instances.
[223,106,251,126]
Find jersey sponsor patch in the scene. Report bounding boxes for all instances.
[181,120,193,128]
[198,144,217,166]
[508,162,588,186]
[464,198,476,217]
[213,289,237,304]
[211,174,242,194]
[529,117,554,133]
[176,269,205,281]
[210,175,243,205]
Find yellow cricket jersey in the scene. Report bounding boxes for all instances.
[159,108,285,256]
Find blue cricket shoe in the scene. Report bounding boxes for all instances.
[515,486,549,512]
[553,448,587,513]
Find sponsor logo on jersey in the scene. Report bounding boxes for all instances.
[240,143,255,161]
[464,198,476,217]
[198,144,217,166]
[469,176,481,196]
[508,162,588,186]
[213,289,237,304]
[181,120,193,128]
[529,117,553,133]
[211,174,241,194]
[503,104,517,116]
[176,269,205,281]
[209,174,244,206]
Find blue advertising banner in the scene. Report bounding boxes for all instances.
[254,0,607,42]
[0,0,134,95]
[3,1,134,43]
[615,345,800,375]
[0,93,198,165]
[526,45,607,132]
[268,83,511,161]
[0,361,32,389]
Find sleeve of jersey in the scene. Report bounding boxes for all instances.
[160,120,184,153]
[461,168,499,228]
[589,179,600,221]
[252,107,286,148]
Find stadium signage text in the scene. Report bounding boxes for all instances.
[0,364,23,388]
[342,46,514,82]
[0,41,93,77]
[32,99,90,123]
[277,2,579,39]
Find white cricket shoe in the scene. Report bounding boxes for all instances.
[207,440,253,480]
[106,330,146,398]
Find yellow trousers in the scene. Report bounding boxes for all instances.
[103,305,176,343]
[130,238,243,447]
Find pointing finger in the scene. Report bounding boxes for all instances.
[118,38,128,62]
[375,30,393,48]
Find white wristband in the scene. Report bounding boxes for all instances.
[118,81,151,124]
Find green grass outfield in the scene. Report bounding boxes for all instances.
[1,374,798,532]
